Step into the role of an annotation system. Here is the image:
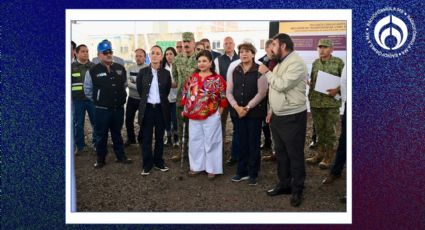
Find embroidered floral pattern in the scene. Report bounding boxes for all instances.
[181,72,227,120]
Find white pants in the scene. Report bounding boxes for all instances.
[188,111,223,174]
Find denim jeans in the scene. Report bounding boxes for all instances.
[72,100,96,151]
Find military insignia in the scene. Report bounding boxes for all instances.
[116,70,123,75]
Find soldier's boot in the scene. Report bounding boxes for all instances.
[319,147,334,170]
[306,146,324,164]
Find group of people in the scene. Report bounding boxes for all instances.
[71,31,347,207]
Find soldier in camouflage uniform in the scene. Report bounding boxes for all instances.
[306,39,345,169]
[170,32,199,162]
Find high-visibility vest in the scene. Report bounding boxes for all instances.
[71,61,94,100]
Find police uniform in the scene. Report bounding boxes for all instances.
[171,32,198,161]
[84,40,132,168]
[306,39,345,169]
[71,60,96,153]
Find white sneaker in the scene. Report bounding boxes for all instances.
[141,169,150,176]
[154,166,169,172]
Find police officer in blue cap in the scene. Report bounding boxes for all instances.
[84,40,133,168]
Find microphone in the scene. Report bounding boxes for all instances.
[261,56,269,65]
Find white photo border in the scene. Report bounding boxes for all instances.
[66,9,352,224]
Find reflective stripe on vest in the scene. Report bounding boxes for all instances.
[72,83,83,91]
[72,73,81,77]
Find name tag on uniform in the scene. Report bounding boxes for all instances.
[97,72,107,77]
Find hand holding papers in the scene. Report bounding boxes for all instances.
[314,70,341,97]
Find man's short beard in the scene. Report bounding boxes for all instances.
[272,50,281,60]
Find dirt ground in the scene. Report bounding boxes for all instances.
[75,113,346,212]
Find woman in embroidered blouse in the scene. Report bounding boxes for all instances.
[181,50,227,179]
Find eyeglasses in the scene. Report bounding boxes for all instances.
[102,50,113,55]
[176,46,182,48]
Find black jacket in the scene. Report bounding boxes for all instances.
[217,51,239,81]
[89,63,127,108]
[136,66,171,124]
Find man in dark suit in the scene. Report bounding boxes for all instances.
[137,45,172,175]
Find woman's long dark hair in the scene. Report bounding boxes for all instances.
[161,47,177,69]
[195,50,216,75]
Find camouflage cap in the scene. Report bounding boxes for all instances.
[318,39,333,47]
[182,32,195,42]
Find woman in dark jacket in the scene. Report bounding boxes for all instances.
[137,45,171,176]
[226,43,268,186]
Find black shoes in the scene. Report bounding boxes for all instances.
[94,161,105,169]
[267,186,303,207]
[290,193,303,207]
[154,165,169,172]
[94,155,132,168]
[248,177,257,186]
[231,175,249,182]
[266,187,292,196]
[141,169,151,176]
[94,156,106,169]
[116,157,133,164]
[141,165,169,176]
